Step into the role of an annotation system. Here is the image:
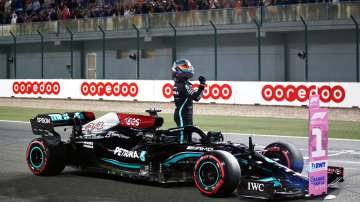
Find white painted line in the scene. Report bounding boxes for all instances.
[339,167,360,170]
[224,133,309,139]
[225,133,360,142]
[328,160,360,165]
[0,120,28,124]
[0,120,360,142]
[328,150,355,157]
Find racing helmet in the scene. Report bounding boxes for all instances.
[171,59,194,79]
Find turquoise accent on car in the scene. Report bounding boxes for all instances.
[140,151,146,162]
[101,158,142,169]
[49,112,85,122]
[257,177,282,187]
[162,152,202,167]
[264,157,275,163]
[198,161,220,188]
[29,146,44,169]
[178,98,189,144]
[238,159,248,164]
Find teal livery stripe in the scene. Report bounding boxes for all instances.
[179,98,188,144]
[101,158,142,169]
[162,152,202,167]
[257,177,282,187]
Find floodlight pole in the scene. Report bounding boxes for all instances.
[254,19,262,81]
[65,26,74,79]
[132,24,140,80]
[169,22,177,63]
[210,20,218,81]
[351,15,359,82]
[99,25,106,79]
[37,30,44,78]
[300,16,308,81]
[10,31,16,78]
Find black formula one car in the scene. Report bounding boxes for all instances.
[26,110,344,199]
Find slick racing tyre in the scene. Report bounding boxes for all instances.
[264,142,304,173]
[26,137,66,176]
[194,150,241,197]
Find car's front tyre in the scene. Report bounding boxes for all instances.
[26,137,66,176]
[264,141,304,173]
[193,150,241,197]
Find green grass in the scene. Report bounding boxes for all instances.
[0,106,359,139]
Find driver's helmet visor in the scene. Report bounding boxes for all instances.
[173,59,194,74]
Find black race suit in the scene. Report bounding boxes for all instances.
[173,79,205,143]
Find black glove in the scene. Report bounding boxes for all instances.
[198,76,206,85]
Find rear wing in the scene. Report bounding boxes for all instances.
[30,112,95,135]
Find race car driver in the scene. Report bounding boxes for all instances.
[172,59,206,144]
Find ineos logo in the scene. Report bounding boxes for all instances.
[125,117,140,127]
[81,82,138,97]
[13,81,60,95]
[261,84,345,103]
[162,83,232,100]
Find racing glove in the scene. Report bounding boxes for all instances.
[198,76,206,85]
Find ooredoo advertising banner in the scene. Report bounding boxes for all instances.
[1,79,359,108]
[308,95,328,196]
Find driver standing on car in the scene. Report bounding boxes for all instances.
[172,59,206,144]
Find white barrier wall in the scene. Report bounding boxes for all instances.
[1,80,359,108]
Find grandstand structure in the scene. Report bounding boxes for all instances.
[0,2,359,82]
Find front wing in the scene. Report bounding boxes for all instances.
[237,166,344,200]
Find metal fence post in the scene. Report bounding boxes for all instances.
[132,24,140,80]
[65,26,74,79]
[300,16,308,81]
[9,31,16,78]
[169,22,177,63]
[260,5,264,25]
[210,20,218,81]
[37,30,44,78]
[98,25,106,79]
[254,19,261,81]
[351,15,359,82]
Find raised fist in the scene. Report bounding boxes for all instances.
[198,76,206,85]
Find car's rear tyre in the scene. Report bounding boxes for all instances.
[264,142,304,173]
[194,150,241,197]
[26,137,66,176]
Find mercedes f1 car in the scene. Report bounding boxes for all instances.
[26,110,344,199]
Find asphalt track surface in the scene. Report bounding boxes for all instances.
[0,121,359,202]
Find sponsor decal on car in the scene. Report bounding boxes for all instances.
[48,112,83,122]
[49,114,65,121]
[114,147,139,159]
[162,83,232,100]
[36,117,51,124]
[328,167,343,176]
[81,81,138,97]
[84,121,104,131]
[247,182,265,192]
[186,146,213,152]
[140,151,146,162]
[104,132,129,139]
[261,84,345,103]
[80,141,94,149]
[125,117,140,127]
